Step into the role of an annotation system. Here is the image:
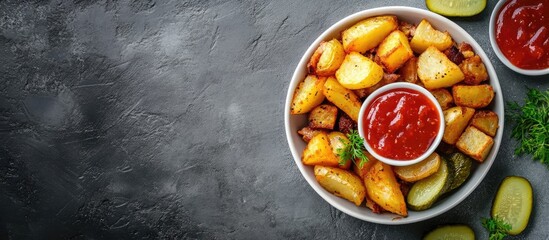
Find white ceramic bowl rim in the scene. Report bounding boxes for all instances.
[285,6,504,225]
[357,82,445,167]
[489,0,549,76]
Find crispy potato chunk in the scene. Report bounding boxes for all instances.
[354,73,400,99]
[418,46,464,90]
[430,88,454,110]
[470,110,499,137]
[290,75,327,114]
[394,152,442,182]
[456,126,494,162]
[308,104,338,129]
[336,52,384,89]
[327,131,351,170]
[302,132,340,167]
[452,84,494,108]
[314,165,366,206]
[297,127,327,142]
[376,30,414,73]
[342,15,398,53]
[459,55,488,85]
[458,42,474,58]
[443,106,475,145]
[410,19,453,53]
[398,56,418,83]
[364,161,407,216]
[352,152,378,179]
[323,77,362,122]
[308,39,346,76]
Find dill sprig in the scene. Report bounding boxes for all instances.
[482,216,512,240]
[506,88,549,166]
[337,130,369,168]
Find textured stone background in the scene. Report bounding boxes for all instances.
[0,0,548,239]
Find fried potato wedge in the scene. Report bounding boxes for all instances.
[297,127,327,142]
[342,15,398,53]
[430,88,454,110]
[456,126,494,162]
[323,77,362,122]
[394,152,442,182]
[376,30,414,73]
[443,106,475,145]
[308,39,346,76]
[418,46,464,90]
[460,55,488,85]
[452,84,494,108]
[336,52,384,89]
[364,161,407,216]
[314,165,366,206]
[470,110,499,137]
[308,104,338,130]
[302,132,339,167]
[290,75,327,114]
[327,131,351,170]
[410,19,453,53]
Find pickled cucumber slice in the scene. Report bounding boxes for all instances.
[424,225,475,240]
[407,159,453,211]
[447,152,473,192]
[426,0,486,17]
[491,176,533,235]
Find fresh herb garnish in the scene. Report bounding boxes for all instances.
[507,88,549,166]
[337,130,369,168]
[482,216,512,240]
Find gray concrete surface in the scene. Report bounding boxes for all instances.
[0,0,548,239]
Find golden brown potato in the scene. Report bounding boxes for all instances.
[394,152,441,182]
[323,77,362,122]
[308,39,346,76]
[314,165,366,206]
[352,152,378,179]
[353,73,400,99]
[458,42,475,58]
[342,15,398,53]
[470,110,499,137]
[417,46,465,90]
[460,55,488,85]
[302,132,340,167]
[308,104,338,130]
[452,84,494,108]
[443,106,475,145]
[336,52,384,89]
[410,19,453,53]
[290,75,327,114]
[364,161,407,216]
[456,126,494,162]
[430,88,454,110]
[327,131,351,170]
[398,56,418,83]
[297,127,327,142]
[376,30,414,73]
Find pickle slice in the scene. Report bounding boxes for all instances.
[491,176,533,235]
[424,225,475,240]
[446,152,473,192]
[407,159,453,211]
[426,0,487,17]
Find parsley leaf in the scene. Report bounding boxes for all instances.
[482,216,512,240]
[506,88,549,166]
[337,130,369,168]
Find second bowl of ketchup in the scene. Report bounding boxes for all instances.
[489,0,549,75]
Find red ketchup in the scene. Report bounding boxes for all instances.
[363,88,440,160]
[495,0,549,69]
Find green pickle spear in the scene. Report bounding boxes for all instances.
[424,225,475,240]
[426,0,487,17]
[491,176,533,235]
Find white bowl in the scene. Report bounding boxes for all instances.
[357,82,445,167]
[285,6,504,224]
[489,0,549,76]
